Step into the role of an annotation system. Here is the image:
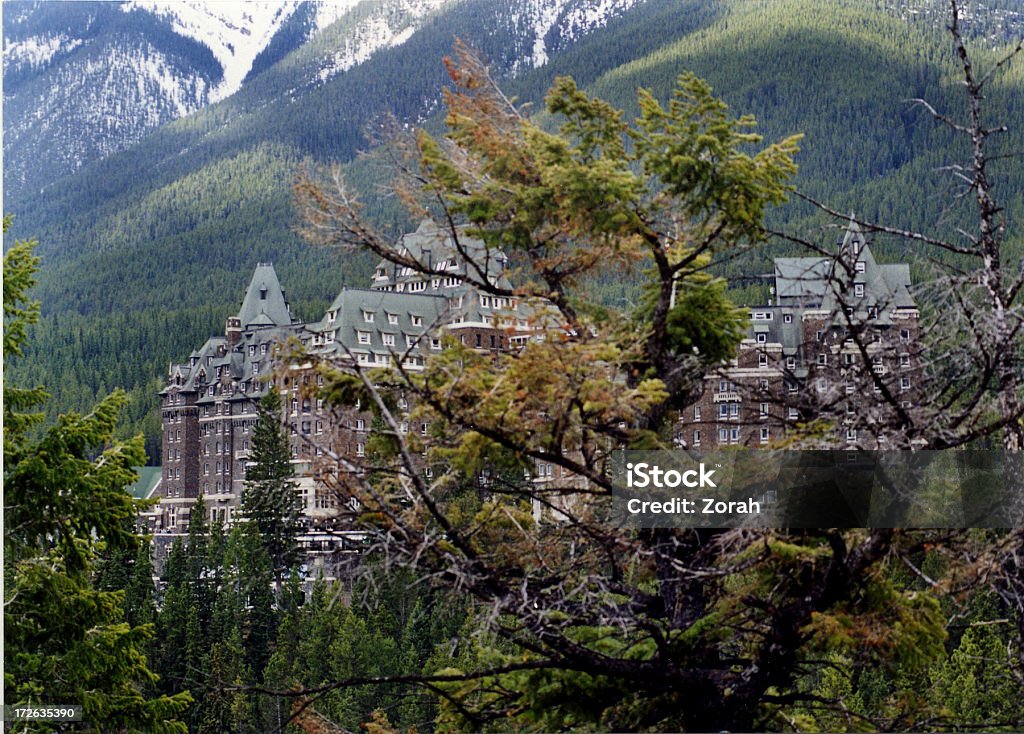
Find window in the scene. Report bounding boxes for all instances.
[752,311,773,321]
[431,338,442,350]
[817,378,829,393]
[900,329,911,343]
[480,296,491,308]
[302,421,310,435]
[388,313,399,325]
[719,404,729,419]
[900,353,910,367]
[816,330,824,342]
[411,315,423,327]
[729,403,740,418]
[358,331,371,345]
[694,406,701,421]
[315,420,323,435]
[356,442,365,457]
[783,314,793,324]
[855,261,866,273]
[758,353,769,367]
[854,283,865,297]
[901,377,911,392]
[383,333,396,347]
[788,408,799,420]
[693,430,701,447]
[730,428,740,443]
[356,418,365,431]
[719,428,729,443]
[787,381,798,393]
[363,310,374,323]
[420,422,429,436]
[760,402,769,418]
[407,335,419,348]
[756,333,767,343]
[719,380,729,393]
[817,353,827,366]
[760,427,770,443]
[248,344,255,356]
[786,357,796,369]
[846,428,857,443]
[844,352,854,365]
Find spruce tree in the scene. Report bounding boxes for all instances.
[3,220,191,731]
[242,388,302,592]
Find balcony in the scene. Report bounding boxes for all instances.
[712,392,741,403]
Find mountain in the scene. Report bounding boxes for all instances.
[2,0,657,201]
[2,0,432,193]
[3,0,683,459]
[3,0,1021,462]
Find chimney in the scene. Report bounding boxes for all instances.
[226,316,242,350]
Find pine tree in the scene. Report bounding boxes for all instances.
[242,388,302,592]
[3,219,191,731]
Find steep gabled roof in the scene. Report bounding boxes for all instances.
[238,263,292,329]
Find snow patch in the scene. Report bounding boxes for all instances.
[122,0,303,101]
[315,0,451,84]
[558,0,643,42]
[310,0,364,34]
[4,34,82,69]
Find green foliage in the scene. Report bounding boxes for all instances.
[3,226,190,732]
[243,388,302,586]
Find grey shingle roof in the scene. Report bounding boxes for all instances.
[747,220,918,354]
[237,263,292,329]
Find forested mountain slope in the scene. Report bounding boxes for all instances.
[5,0,1022,461]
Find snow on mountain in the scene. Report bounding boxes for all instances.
[505,0,645,72]
[4,33,82,70]
[310,0,365,34]
[315,0,453,83]
[121,0,304,101]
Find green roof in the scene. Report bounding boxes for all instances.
[126,466,161,500]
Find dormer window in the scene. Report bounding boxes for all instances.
[854,283,865,298]
[259,287,267,301]
[411,315,423,327]
[357,331,371,345]
[855,261,866,273]
[388,313,399,325]
[363,310,374,323]
[852,240,861,255]
[260,343,268,355]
